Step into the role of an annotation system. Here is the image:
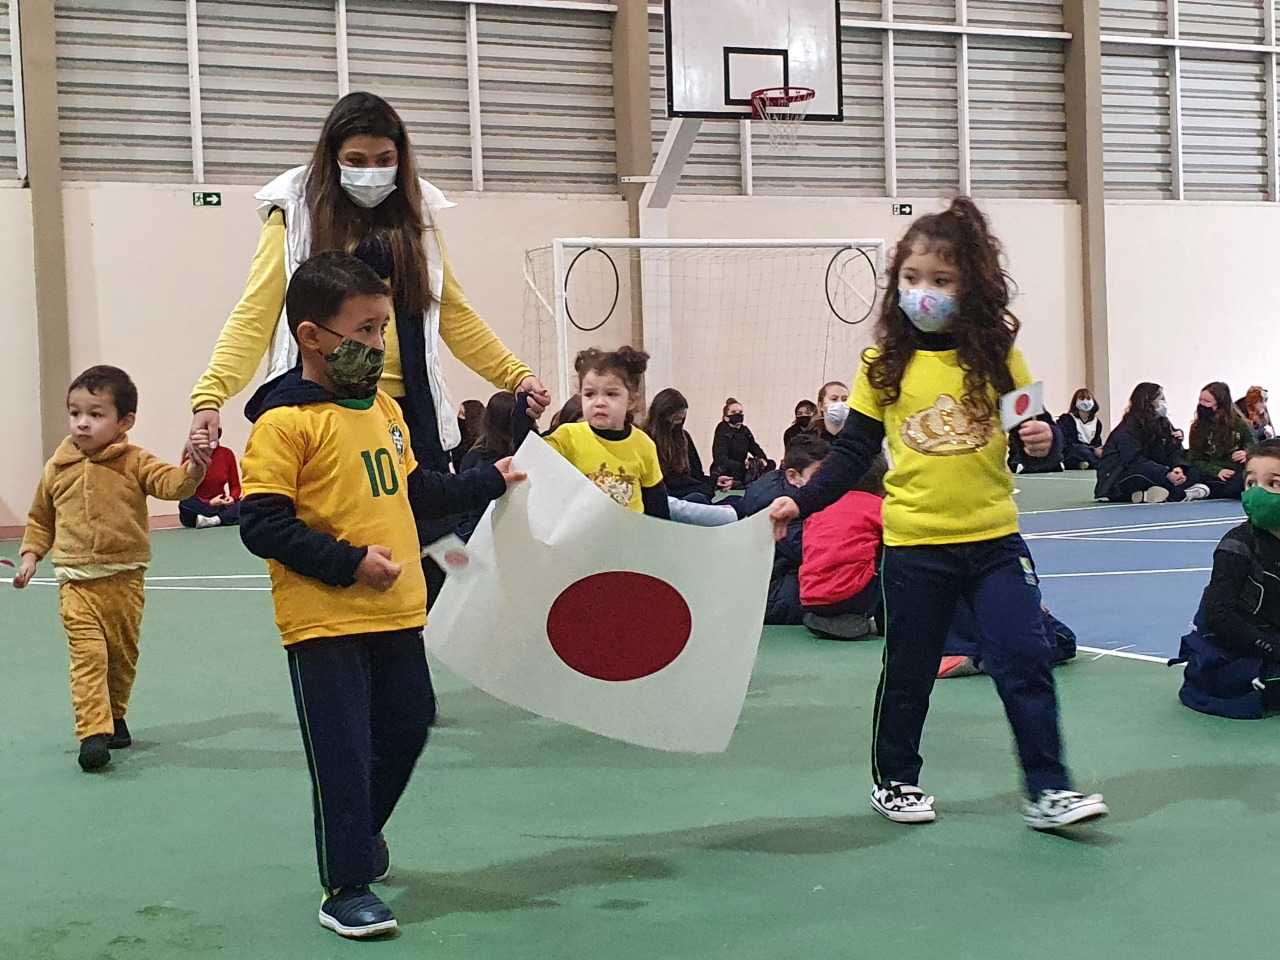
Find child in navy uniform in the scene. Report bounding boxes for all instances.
[770,197,1106,830]
[1173,439,1280,718]
[238,253,522,939]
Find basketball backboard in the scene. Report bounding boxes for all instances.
[663,0,843,121]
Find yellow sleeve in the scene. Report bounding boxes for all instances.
[240,413,306,501]
[1008,347,1033,391]
[135,449,201,502]
[18,467,55,559]
[849,353,885,422]
[438,234,534,392]
[190,209,289,413]
[638,436,664,488]
[542,425,572,461]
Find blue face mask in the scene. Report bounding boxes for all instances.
[899,288,958,333]
[824,403,849,429]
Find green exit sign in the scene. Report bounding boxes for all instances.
[193,192,222,207]
[892,203,913,216]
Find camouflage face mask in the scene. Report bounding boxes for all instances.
[316,325,384,400]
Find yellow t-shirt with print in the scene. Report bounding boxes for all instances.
[240,390,427,645]
[543,422,663,513]
[850,346,1033,547]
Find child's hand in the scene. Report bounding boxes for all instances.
[1218,468,1237,482]
[493,457,528,488]
[716,476,734,491]
[356,546,401,592]
[1018,420,1053,458]
[1232,449,1248,464]
[12,553,37,589]
[187,414,217,468]
[516,377,552,418]
[768,497,799,541]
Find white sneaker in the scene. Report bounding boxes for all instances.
[1136,486,1170,504]
[195,515,222,529]
[871,782,936,824]
[1023,789,1108,830]
[1182,483,1211,502]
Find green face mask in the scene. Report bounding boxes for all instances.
[316,325,384,400]
[1242,484,1280,531]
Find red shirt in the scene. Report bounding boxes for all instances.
[800,491,883,606]
[193,445,242,502]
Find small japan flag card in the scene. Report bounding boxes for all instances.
[1000,381,1045,430]
[421,533,479,577]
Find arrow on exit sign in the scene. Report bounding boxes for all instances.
[193,192,222,206]
[892,203,913,216]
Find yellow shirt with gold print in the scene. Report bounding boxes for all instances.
[849,346,1033,548]
[543,423,664,513]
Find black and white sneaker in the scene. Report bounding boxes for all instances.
[1024,789,1108,830]
[319,886,397,939]
[870,782,936,823]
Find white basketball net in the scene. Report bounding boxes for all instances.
[751,87,815,151]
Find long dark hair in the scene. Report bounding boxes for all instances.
[865,196,1018,421]
[475,391,517,459]
[305,93,431,318]
[1190,381,1245,463]
[457,399,485,451]
[642,388,690,476]
[1069,387,1097,424]
[1120,382,1173,458]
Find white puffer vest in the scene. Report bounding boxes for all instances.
[255,166,462,450]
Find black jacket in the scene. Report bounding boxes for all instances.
[1055,412,1103,448]
[1094,419,1188,500]
[711,422,766,471]
[664,430,715,500]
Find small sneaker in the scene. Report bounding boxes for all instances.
[195,514,222,529]
[937,655,982,679]
[1182,483,1211,502]
[870,782,936,824]
[108,718,131,749]
[372,832,390,883]
[1023,789,1108,830]
[78,734,111,771]
[1134,486,1169,504]
[319,886,397,939]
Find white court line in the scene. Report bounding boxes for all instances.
[1033,536,1221,544]
[1039,567,1211,579]
[1027,517,1241,539]
[1077,645,1171,665]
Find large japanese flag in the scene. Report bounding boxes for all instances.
[425,434,775,753]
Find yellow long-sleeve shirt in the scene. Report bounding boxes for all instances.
[190,209,533,412]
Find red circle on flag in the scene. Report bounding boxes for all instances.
[546,572,692,681]
[1015,394,1031,416]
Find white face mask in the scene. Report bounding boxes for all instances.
[339,164,398,208]
[824,402,849,429]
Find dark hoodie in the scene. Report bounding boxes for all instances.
[240,369,506,587]
[742,468,806,625]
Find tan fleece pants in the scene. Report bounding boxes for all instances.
[59,571,146,741]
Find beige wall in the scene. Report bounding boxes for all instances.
[664,197,1086,458]
[1105,202,1278,433]
[0,188,41,528]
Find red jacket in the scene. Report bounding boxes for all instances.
[193,445,242,502]
[800,491,883,606]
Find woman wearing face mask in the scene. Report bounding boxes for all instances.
[642,388,730,501]
[811,381,851,438]
[1055,388,1106,470]
[782,399,818,448]
[1187,382,1253,500]
[711,398,772,487]
[187,93,548,601]
[1095,382,1210,504]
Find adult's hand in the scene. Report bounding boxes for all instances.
[188,409,220,468]
[517,376,551,419]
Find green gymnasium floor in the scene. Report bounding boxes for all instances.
[2,475,1278,960]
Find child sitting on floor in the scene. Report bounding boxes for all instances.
[1172,439,1280,718]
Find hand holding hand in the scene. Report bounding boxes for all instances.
[517,376,551,419]
[356,545,401,592]
[12,553,37,589]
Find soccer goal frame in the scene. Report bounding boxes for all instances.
[526,237,887,402]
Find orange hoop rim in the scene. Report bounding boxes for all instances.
[750,86,816,118]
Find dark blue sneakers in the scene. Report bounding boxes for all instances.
[319,886,397,938]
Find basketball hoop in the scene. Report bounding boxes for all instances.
[751,86,815,150]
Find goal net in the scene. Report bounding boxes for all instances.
[522,238,885,462]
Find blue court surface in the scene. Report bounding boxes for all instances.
[1021,498,1243,662]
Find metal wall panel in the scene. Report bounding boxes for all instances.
[1181,55,1268,199]
[894,34,960,193]
[1099,0,1169,36]
[0,2,18,178]
[1102,50,1173,198]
